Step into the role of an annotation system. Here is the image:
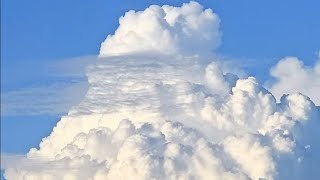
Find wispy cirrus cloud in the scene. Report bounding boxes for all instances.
[1,56,95,116]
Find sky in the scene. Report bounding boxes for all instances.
[2,0,320,86]
[1,0,320,179]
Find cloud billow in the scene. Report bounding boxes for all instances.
[270,56,320,105]
[3,1,320,180]
[99,1,221,57]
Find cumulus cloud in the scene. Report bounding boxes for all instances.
[269,56,320,105]
[3,1,320,180]
[99,1,221,57]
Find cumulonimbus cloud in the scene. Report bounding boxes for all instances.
[3,1,320,180]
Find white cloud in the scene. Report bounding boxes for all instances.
[269,56,320,105]
[4,54,319,179]
[99,1,221,57]
[3,1,320,180]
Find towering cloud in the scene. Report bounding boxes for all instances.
[99,1,221,57]
[3,1,319,180]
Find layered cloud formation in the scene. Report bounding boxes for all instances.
[3,1,320,180]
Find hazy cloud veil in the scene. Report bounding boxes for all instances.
[3,2,320,180]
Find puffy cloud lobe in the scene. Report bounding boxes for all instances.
[223,134,275,180]
[270,56,320,105]
[99,1,221,57]
[4,2,320,180]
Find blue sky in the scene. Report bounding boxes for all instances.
[1,0,320,154]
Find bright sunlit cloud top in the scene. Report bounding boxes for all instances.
[99,1,221,57]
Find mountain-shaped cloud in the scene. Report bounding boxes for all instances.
[99,1,221,57]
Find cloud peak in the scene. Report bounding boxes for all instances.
[99,1,221,57]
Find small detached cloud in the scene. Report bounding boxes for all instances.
[269,55,320,105]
